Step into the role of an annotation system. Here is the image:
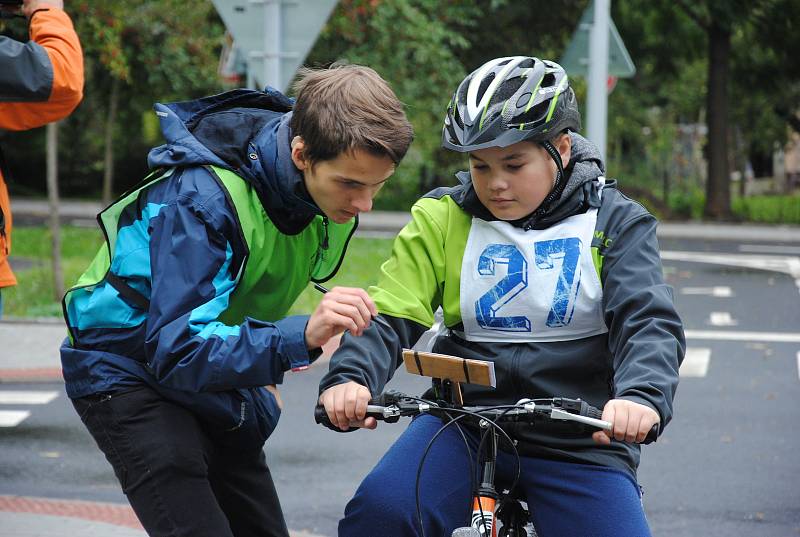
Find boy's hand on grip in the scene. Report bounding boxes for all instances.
[319,381,376,431]
[593,399,660,445]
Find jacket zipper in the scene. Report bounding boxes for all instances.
[321,216,329,250]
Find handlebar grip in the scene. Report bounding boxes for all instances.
[643,423,659,444]
[314,404,343,432]
[584,403,659,444]
[314,399,387,432]
[586,406,603,420]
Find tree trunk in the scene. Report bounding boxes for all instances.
[102,77,121,205]
[46,122,64,300]
[703,21,732,220]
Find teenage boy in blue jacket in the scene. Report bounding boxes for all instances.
[319,57,684,536]
[61,65,413,537]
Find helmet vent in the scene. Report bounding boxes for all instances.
[453,103,464,129]
[475,74,495,104]
[494,77,525,106]
[542,73,556,87]
[514,101,550,127]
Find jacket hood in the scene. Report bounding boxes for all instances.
[452,132,606,229]
[147,87,321,233]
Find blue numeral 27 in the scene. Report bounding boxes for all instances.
[475,238,582,332]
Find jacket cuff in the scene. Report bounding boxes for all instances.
[275,315,312,371]
[618,394,663,422]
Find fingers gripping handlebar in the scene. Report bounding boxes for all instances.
[314,391,659,444]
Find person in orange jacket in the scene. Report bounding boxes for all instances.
[0,0,83,317]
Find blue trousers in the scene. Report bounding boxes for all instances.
[339,415,651,537]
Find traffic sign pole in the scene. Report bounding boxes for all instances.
[587,0,610,162]
[264,0,282,91]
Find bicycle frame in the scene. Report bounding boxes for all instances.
[469,421,499,537]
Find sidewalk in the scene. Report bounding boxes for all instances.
[0,495,325,537]
[0,318,335,537]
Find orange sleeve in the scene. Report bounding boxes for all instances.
[0,8,84,131]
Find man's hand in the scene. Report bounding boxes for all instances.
[305,286,378,349]
[319,381,377,431]
[592,399,660,445]
[22,0,63,18]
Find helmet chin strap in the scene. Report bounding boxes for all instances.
[519,140,566,229]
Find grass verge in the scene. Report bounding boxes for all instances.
[2,226,394,319]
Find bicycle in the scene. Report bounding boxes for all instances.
[315,350,658,537]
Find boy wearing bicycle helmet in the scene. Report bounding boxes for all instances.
[319,56,684,536]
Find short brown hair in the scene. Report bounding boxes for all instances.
[290,64,413,165]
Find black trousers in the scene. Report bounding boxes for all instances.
[72,385,289,537]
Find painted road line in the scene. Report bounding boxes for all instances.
[681,286,733,297]
[661,251,800,278]
[680,348,710,377]
[0,410,31,427]
[709,312,738,327]
[739,244,800,255]
[685,330,800,343]
[0,391,59,405]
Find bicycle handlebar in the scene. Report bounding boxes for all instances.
[314,390,659,444]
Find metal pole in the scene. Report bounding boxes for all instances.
[46,122,63,299]
[264,0,281,90]
[587,0,610,163]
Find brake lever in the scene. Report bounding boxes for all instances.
[549,408,659,444]
[549,407,611,430]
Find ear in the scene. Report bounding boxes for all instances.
[290,136,308,171]
[555,132,572,168]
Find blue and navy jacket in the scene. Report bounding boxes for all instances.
[61,88,353,447]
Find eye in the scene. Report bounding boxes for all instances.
[471,163,488,171]
[506,164,523,171]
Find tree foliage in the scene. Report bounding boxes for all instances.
[3,0,797,221]
[305,0,483,208]
[4,0,225,198]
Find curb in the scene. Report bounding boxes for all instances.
[0,495,143,530]
[0,367,63,383]
[0,495,329,537]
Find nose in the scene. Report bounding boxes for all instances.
[488,173,509,192]
[351,192,373,214]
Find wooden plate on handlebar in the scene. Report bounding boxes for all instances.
[402,349,496,388]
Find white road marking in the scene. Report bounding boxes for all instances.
[661,251,800,278]
[709,312,738,326]
[681,348,710,377]
[0,391,59,405]
[685,330,800,343]
[681,286,733,297]
[739,244,800,255]
[0,410,31,427]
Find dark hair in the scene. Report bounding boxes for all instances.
[290,64,413,165]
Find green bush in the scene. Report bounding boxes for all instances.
[732,195,800,224]
[667,188,706,220]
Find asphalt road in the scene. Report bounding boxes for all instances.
[1,236,799,536]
